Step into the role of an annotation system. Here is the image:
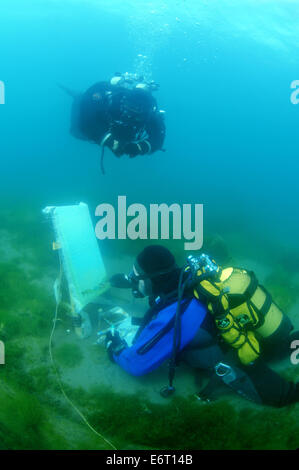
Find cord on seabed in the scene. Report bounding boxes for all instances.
[49,253,117,450]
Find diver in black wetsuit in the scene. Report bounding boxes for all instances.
[68,73,165,169]
[107,245,299,408]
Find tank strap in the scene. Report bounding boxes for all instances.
[247,285,272,328]
[246,301,261,327]
[226,270,258,309]
[259,286,272,317]
[244,271,259,298]
[241,271,269,329]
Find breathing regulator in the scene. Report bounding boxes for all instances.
[186,253,219,281]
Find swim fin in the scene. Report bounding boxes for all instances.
[57,83,80,99]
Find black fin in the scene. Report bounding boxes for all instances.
[57,83,79,99]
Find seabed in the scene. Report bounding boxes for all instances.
[0,206,298,450]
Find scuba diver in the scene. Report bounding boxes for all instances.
[106,245,299,407]
[61,72,166,174]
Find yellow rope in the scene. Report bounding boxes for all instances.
[49,254,117,450]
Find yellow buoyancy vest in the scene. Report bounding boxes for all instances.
[193,266,284,365]
[220,267,283,337]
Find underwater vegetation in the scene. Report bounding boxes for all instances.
[281,366,299,384]
[273,248,299,276]
[203,233,232,266]
[62,385,299,450]
[264,266,299,312]
[0,208,298,450]
[0,386,50,450]
[0,263,53,339]
[0,204,57,272]
[54,343,84,368]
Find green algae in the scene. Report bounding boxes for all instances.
[0,209,298,450]
[263,266,299,312]
[203,233,232,265]
[61,386,298,450]
[0,261,53,341]
[0,205,57,271]
[54,343,84,368]
[276,248,299,276]
[280,366,299,383]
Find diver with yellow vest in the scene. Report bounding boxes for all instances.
[192,258,294,366]
[107,245,299,407]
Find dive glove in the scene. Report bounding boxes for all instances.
[124,140,151,158]
[124,142,141,158]
[105,329,127,362]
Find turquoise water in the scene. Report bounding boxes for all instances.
[1,0,299,254]
[0,0,299,450]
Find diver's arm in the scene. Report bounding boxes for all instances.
[109,109,166,157]
[123,141,151,158]
[107,337,151,377]
[106,306,157,375]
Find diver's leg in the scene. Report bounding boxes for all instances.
[243,359,299,407]
[196,355,299,406]
[181,336,263,404]
[180,328,225,369]
[182,323,299,406]
[183,343,299,406]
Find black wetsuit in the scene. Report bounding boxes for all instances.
[181,312,299,407]
[70,81,165,157]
